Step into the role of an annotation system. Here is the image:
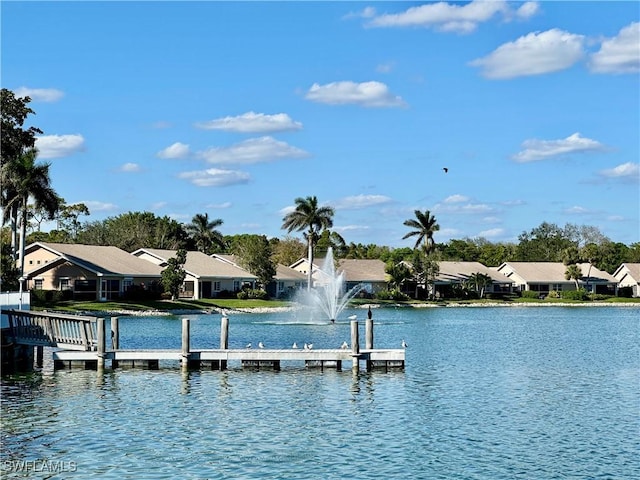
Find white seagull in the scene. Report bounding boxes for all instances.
[307,343,313,350]
[401,339,408,349]
[245,342,252,349]
[258,342,265,349]
[348,315,357,320]
[292,342,298,349]
[340,341,349,350]
[303,343,309,350]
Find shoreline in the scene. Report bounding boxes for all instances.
[72,301,640,317]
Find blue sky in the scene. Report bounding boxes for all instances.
[2,1,639,248]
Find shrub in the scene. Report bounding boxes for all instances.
[521,290,539,299]
[562,289,588,301]
[548,290,561,299]
[375,289,409,301]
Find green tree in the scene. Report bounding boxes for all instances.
[161,249,187,301]
[185,213,226,254]
[230,234,276,289]
[2,148,60,280]
[385,261,412,290]
[517,222,576,262]
[281,196,334,290]
[403,210,440,253]
[56,200,90,239]
[78,212,187,251]
[315,229,347,258]
[270,236,306,267]
[564,264,583,290]
[467,272,493,299]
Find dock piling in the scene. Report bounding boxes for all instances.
[219,315,229,370]
[181,318,190,370]
[351,319,360,372]
[97,317,106,369]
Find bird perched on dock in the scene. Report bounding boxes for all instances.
[340,341,349,350]
[401,339,408,348]
[303,343,309,350]
[245,342,252,349]
[308,343,313,350]
[258,342,265,349]
[292,342,298,349]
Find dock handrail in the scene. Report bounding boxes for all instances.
[1,309,99,351]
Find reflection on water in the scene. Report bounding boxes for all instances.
[1,307,639,479]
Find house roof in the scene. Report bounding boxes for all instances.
[436,261,514,284]
[213,254,307,282]
[498,262,617,283]
[134,249,257,280]
[338,259,387,282]
[613,263,640,280]
[25,242,163,277]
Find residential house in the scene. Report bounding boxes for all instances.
[613,263,640,297]
[132,249,257,299]
[496,262,618,296]
[21,242,163,301]
[290,257,388,296]
[212,254,307,298]
[435,261,514,298]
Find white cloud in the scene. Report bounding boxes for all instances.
[79,200,118,212]
[365,1,539,34]
[598,162,640,181]
[206,202,232,209]
[343,6,376,20]
[470,29,585,79]
[197,136,310,165]
[376,62,395,73]
[195,112,303,133]
[333,194,393,210]
[589,22,640,74]
[478,228,506,238]
[512,132,606,163]
[444,194,469,203]
[14,87,64,102]
[305,81,407,107]
[334,225,371,233]
[564,206,591,215]
[35,134,84,159]
[178,168,250,187]
[119,163,141,172]
[150,201,167,210]
[157,142,190,159]
[434,201,493,214]
[151,121,172,129]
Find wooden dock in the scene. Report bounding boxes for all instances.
[2,310,405,373]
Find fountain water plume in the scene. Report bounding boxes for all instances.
[296,247,363,322]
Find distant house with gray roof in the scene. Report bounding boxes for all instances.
[132,249,257,299]
[496,262,618,296]
[613,263,640,297]
[22,242,163,301]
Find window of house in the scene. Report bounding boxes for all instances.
[60,278,71,290]
[233,281,240,291]
[29,260,33,265]
[123,279,133,291]
[214,282,221,292]
[278,282,284,292]
[34,279,43,290]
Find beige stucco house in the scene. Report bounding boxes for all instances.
[496,262,618,296]
[132,249,257,300]
[22,242,163,301]
[436,261,514,296]
[613,263,640,297]
[213,254,307,298]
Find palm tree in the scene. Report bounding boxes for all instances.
[467,272,493,299]
[281,196,334,290]
[403,209,440,253]
[1,148,60,281]
[186,213,225,254]
[565,264,583,290]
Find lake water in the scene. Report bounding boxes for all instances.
[1,306,638,479]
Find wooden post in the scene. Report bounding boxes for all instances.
[35,346,44,368]
[365,317,374,371]
[110,316,119,368]
[110,317,119,350]
[181,317,190,370]
[365,318,373,350]
[96,317,106,369]
[220,316,229,371]
[351,319,360,372]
